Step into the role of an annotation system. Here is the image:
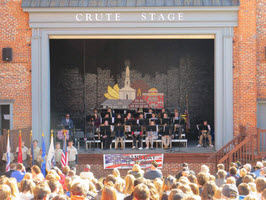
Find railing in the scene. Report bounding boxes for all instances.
[207,133,247,164]
[257,129,266,156]
[0,128,32,159]
[218,135,254,170]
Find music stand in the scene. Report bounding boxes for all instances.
[151,119,161,125]
[131,125,141,132]
[126,119,137,125]
[145,113,152,119]
[146,125,156,132]
[139,119,149,126]
[103,118,112,125]
[115,118,124,125]
[162,118,171,125]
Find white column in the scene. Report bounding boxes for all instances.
[223,27,234,144]
[31,28,42,144]
[214,31,224,150]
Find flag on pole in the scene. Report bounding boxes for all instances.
[41,133,46,176]
[5,130,11,172]
[61,130,68,167]
[46,130,55,172]
[30,130,34,166]
[17,130,23,163]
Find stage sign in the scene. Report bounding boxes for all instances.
[103,154,164,169]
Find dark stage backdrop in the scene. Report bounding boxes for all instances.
[50,39,214,137]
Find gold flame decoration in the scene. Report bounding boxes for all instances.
[104,84,120,99]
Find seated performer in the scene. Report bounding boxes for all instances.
[161,123,171,149]
[115,113,123,125]
[197,120,213,147]
[91,109,101,132]
[132,113,144,150]
[100,120,112,150]
[114,122,124,150]
[145,121,158,149]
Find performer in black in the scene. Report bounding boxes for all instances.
[132,113,144,150]
[197,120,213,147]
[100,120,112,150]
[114,122,124,150]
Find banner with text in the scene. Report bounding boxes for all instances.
[103,154,164,169]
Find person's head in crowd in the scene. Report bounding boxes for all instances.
[146,182,159,200]
[20,179,35,194]
[179,177,189,185]
[201,181,217,200]
[88,181,97,193]
[230,162,237,168]
[244,164,252,173]
[262,188,266,200]
[243,175,255,184]
[68,170,76,177]
[187,174,197,183]
[83,164,91,172]
[168,189,184,200]
[255,161,264,171]
[10,163,16,171]
[229,167,238,176]
[70,167,76,172]
[162,175,176,192]
[68,140,73,147]
[243,195,260,200]
[31,165,41,176]
[95,182,103,192]
[151,161,158,170]
[101,185,117,200]
[181,168,190,177]
[171,182,182,190]
[248,182,257,193]
[46,174,56,181]
[209,175,216,182]
[189,183,199,196]
[105,175,117,185]
[23,173,33,180]
[70,182,85,198]
[197,172,209,187]
[133,183,150,200]
[6,178,19,198]
[62,166,70,176]
[52,195,69,200]
[238,183,250,196]
[132,164,141,172]
[200,165,209,174]
[33,183,51,200]
[261,168,266,177]
[240,168,248,178]
[218,170,227,180]
[226,176,236,185]
[217,163,225,171]
[178,184,193,195]
[221,184,239,200]
[55,142,61,150]
[33,140,38,148]
[153,179,163,197]
[16,163,24,171]
[48,180,61,194]
[0,184,11,200]
[255,177,266,194]
[236,161,242,169]
[214,188,222,200]
[112,168,120,178]
[124,174,135,195]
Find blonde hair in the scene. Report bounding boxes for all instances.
[243,195,259,200]
[112,168,120,177]
[6,178,19,198]
[214,188,222,199]
[201,165,209,173]
[124,175,135,195]
[0,184,11,200]
[240,168,247,178]
[189,183,199,196]
[132,164,141,172]
[201,182,217,200]
[248,183,257,193]
[23,173,32,180]
[146,183,159,200]
[101,186,117,200]
[226,176,236,185]
[154,179,163,197]
[178,184,193,195]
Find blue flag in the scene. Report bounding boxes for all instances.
[41,133,46,176]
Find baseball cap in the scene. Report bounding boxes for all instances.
[222,184,238,199]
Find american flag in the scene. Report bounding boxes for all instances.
[61,131,68,167]
[5,130,11,172]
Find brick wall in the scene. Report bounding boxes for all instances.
[77,153,216,179]
[0,0,31,129]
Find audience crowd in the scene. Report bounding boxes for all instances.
[1,160,266,200]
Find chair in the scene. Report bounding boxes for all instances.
[75,131,84,150]
[85,126,99,150]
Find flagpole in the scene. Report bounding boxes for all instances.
[5,129,10,172]
[30,130,34,166]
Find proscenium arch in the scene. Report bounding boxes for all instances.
[23,6,238,150]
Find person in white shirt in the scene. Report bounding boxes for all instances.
[67,140,78,168]
[80,164,95,180]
